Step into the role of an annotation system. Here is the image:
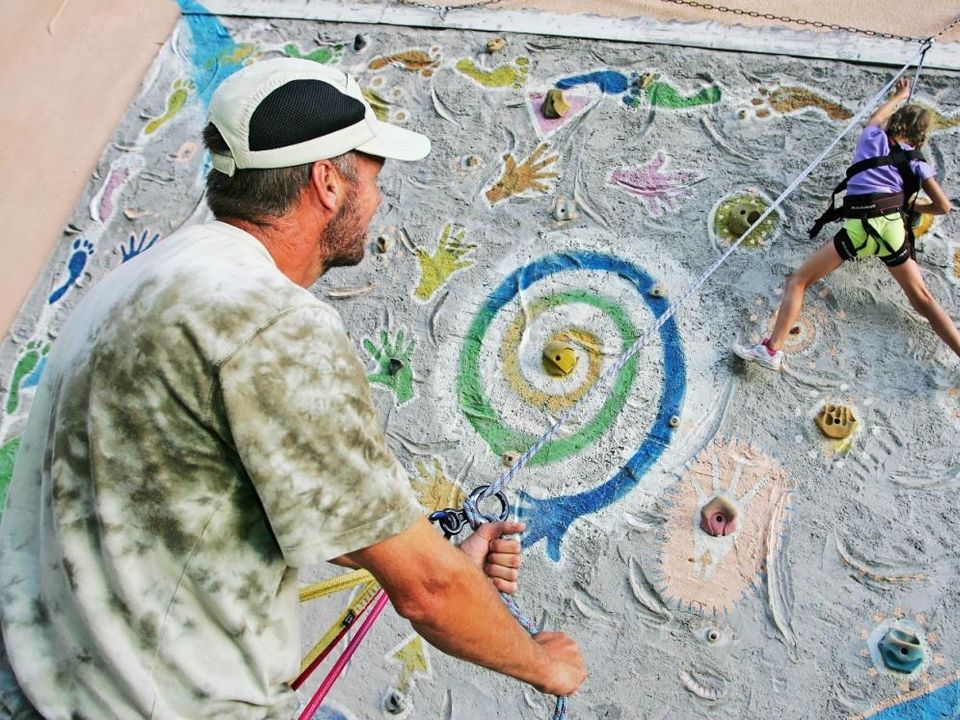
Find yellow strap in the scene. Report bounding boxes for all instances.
[299,579,381,674]
[298,569,373,603]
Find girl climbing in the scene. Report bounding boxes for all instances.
[734,78,959,370]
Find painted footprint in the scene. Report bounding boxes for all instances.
[144,79,195,135]
[5,340,50,415]
[741,85,852,121]
[49,238,94,305]
[624,73,721,109]
[0,436,22,513]
[455,56,529,89]
[205,42,259,71]
[283,42,344,65]
[368,48,440,78]
[89,154,145,224]
[555,69,630,95]
[361,87,408,123]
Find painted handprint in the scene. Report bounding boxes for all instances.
[364,328,417,405]
[413,223,476,302]
[410,457,466,513]
[609,151,703,218]
[118,229,161,264]
[485,143,559,206]
[49,238,94,304]
[658,438,791,615]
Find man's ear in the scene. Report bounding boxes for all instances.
[309,160,341,213]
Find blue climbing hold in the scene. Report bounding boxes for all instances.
[879,626,924,673]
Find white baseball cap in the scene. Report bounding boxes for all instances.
[207,58,431,176]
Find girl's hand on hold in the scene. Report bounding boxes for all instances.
[894,78,910,100]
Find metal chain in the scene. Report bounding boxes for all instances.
[390,0,506,18]
[652,0,922,42]
[933,13,960,40]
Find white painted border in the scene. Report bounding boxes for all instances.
[195,0,960,70]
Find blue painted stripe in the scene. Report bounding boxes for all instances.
[866,678,960,719]
[471,250,686,561]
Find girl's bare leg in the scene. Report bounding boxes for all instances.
[887,258,960,358]
[768,241,844,350]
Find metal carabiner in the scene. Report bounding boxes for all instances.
[428,484,510,539]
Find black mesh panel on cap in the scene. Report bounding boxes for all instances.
[248,79,366,152]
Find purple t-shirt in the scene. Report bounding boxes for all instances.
[846,125,935,196]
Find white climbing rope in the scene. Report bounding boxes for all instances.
[465,40,933,517]
[456,41,934,720]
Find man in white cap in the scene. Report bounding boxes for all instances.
[0,59,585,719]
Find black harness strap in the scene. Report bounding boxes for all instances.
[808,139,925,240]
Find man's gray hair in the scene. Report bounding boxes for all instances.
[201,124,358,226]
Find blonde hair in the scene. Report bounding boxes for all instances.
[886,104,933,148]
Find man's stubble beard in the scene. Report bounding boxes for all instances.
[322,192,366,269]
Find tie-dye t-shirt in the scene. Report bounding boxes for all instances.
[0,221,423,719]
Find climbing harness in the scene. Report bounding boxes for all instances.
[294,15,957,718]
[807,35,932,264]
[807,138,926,260]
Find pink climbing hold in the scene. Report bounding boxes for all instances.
[699,496,738,537]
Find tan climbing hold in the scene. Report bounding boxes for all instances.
[726,201,763,236]
[375,228,395,253]
[541,88,570,119]
[815,403,858,440]
[542,341,578,377]
[502,451,520,467]
[649,283,666,298]
[485,37,506,53]
[668,415,680,428]
[551,195,579,222]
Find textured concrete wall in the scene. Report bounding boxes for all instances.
[1,7,959,719]
[1,2,958,337]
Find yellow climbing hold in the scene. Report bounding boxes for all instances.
[543,341,578,377]
[815,403,858,440]
[911,210,933,239]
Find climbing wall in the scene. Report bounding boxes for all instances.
[2,4,960,719]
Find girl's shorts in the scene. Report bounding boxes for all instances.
[833,213,911,268]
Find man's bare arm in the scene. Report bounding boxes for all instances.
[343,517,586,697]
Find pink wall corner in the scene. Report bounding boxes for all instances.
[0,0,181,337]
